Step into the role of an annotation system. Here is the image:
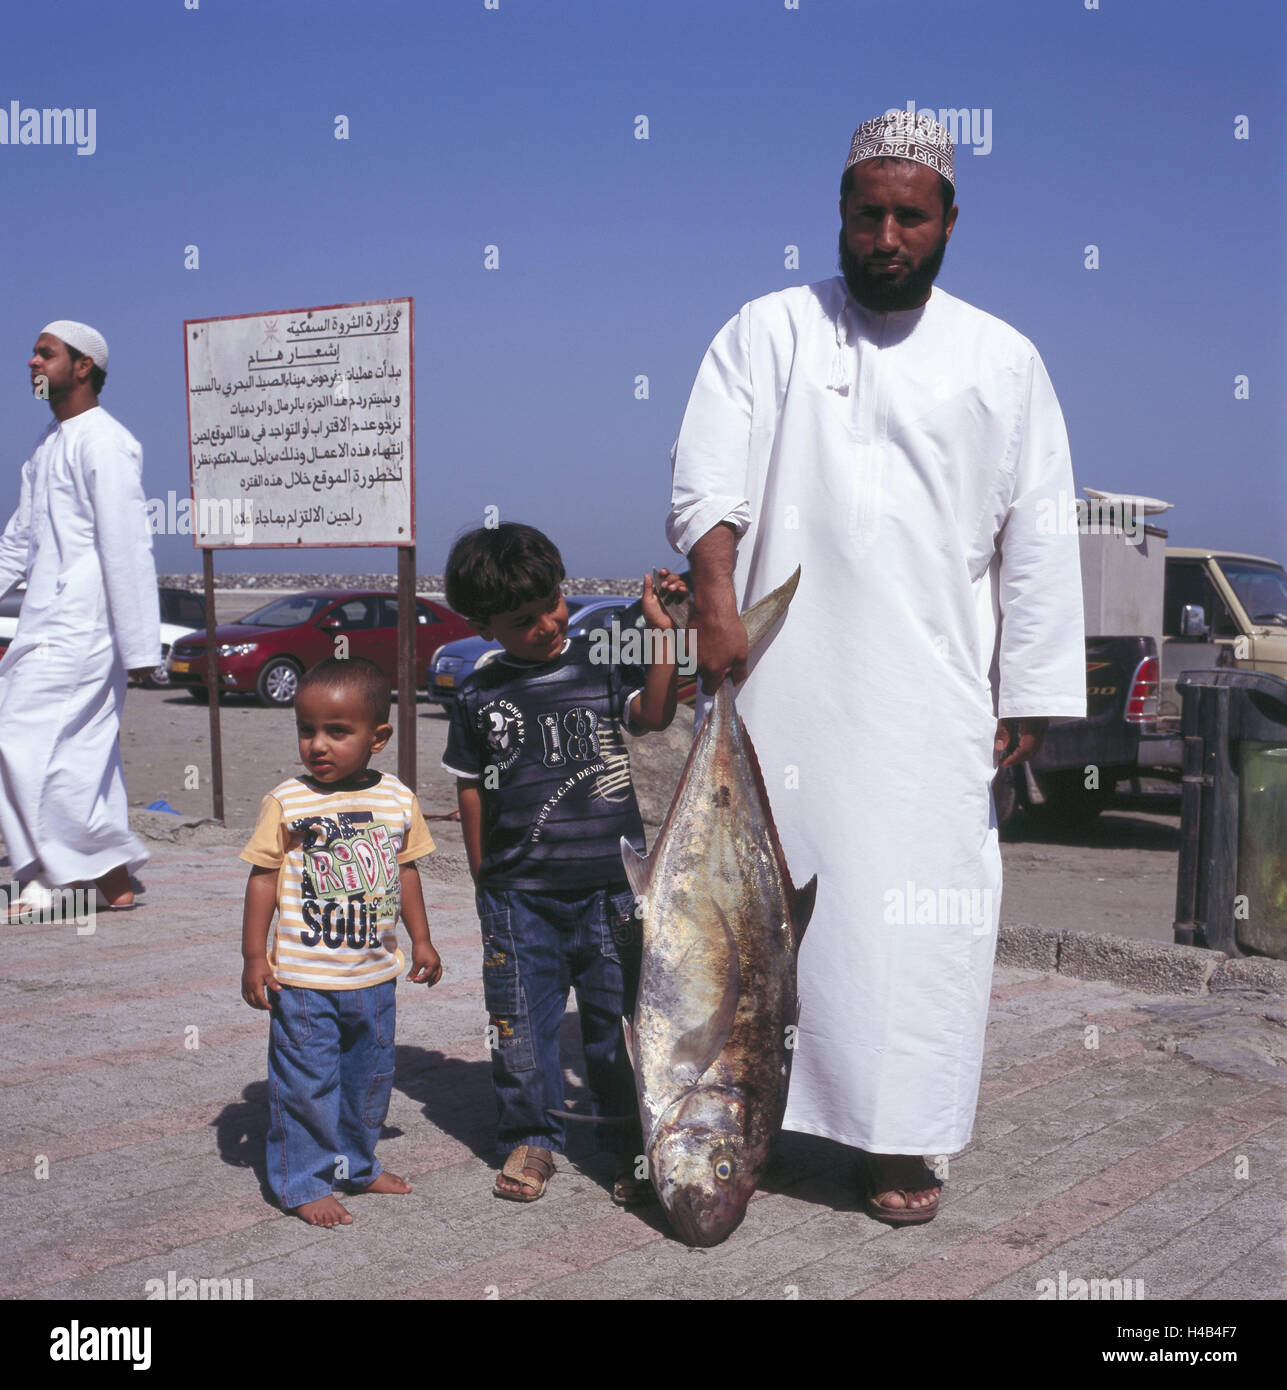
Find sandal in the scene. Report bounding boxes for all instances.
[494,1145,555,1202]
[858,1152,942,1226]
[611,1158,656,1207]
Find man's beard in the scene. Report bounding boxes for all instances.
[838,226,948,312]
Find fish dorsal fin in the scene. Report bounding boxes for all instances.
[652,568,693,631]
[791,875,818,949]
[620,838,651,903]
[670,902,741,1086]
[740,566,801,658]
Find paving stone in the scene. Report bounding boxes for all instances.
[4,838,1285,1302]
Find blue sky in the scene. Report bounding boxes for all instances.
[0,0,1282,578]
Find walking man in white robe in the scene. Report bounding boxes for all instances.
[0,321,160,910]
[667,113,1086,1222]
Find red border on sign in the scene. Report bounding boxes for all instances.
[182,296,415,550]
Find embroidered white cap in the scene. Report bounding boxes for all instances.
[844,111,954,190]
[41,320,109,372]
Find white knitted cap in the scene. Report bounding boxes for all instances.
[41,320,109,372]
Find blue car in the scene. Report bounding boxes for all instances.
[427,593,645,706]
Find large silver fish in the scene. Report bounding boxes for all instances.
[621,568,816,1247]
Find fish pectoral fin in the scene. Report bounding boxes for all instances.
[670,1035,722,1089]
[739,566,801,656]
[670,1060,704,1088]
[668,902,742,1085]
[670,1009,731,1084]
[620,839,651,902]
[791,875,818,947]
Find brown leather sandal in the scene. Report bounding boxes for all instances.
[494,1145,555,1202]
[859,1152,942,1226]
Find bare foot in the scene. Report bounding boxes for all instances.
[865,1154,941,1213]
[358,1170,412,1195]
[292,1194,353,1227]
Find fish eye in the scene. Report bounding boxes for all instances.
[713,1158,733,1182]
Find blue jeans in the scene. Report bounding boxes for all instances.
[476,883,642,1157]
[264,979,396,1209]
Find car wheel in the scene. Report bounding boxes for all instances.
[188,686,210,704]
[256,658,302,707]
[142,647,171,690]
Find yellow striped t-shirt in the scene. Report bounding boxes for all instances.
[240,772,434,990]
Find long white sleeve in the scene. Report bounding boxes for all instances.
[82,424,161,670]
[0,458,35,601]
[995,352,1087,719]
[667,309,755,557]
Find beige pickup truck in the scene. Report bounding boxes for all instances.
[1158,547,1287,735]
[1000,530,1287,831]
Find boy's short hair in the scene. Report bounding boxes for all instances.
[444,523,566,623]
[296,656,391,725]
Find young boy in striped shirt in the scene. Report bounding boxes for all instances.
[239,656,442,1227]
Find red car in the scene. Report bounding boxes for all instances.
[165,589,474,707]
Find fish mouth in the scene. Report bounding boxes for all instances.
[664,1183,747,1248]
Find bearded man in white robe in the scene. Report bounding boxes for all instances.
[667,113,1086,1223]
[0,321,160,910]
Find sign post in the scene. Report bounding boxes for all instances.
[183,297,416,818]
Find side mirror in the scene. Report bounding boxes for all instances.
[1180,603,1209,639]
[318,616,343,632]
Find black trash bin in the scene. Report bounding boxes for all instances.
[1173,668,1287,959]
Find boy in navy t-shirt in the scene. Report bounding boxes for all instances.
[442,523,686,1205]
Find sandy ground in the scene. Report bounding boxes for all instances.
[115,681,1184,943]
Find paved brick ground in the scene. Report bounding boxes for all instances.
[2,838,1283,1303]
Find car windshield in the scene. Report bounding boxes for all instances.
[162,591,206,627]
[1221,561,1287,627]
[237,595,332,627]
[564,596,600,618]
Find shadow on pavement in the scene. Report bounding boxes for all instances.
[213,1055,493,1207]
[212,1081,273,1202]
[390,1045,496,1162]
[1005,807,1182,852]
[757,1131,862,1211]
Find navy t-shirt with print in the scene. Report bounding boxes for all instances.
[442,637,648,891]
